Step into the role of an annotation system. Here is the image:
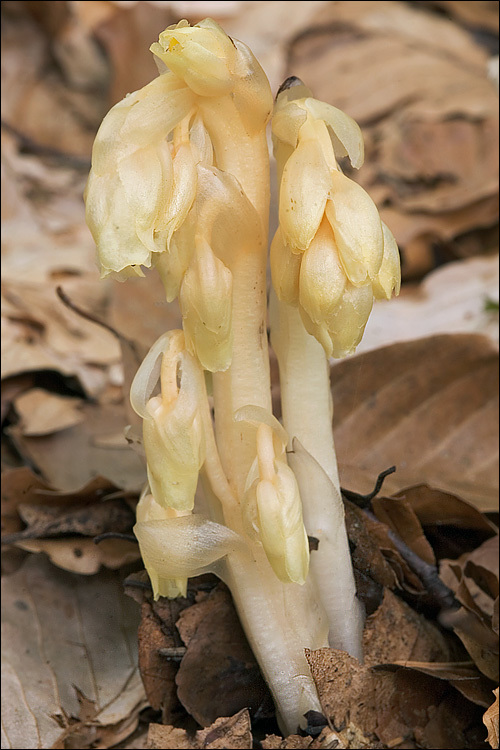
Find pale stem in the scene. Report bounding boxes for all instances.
[269,291,364,659]
[205,104,272,496]
[270,294,339,486]
[197,104,328,729]
[223,547,325,735]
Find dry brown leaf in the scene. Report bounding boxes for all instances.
[419,1,500,33]
[1,554,146,750]
[13,388,84,436]
[372,495,436,566]
[306,647,487,749]
[8,400,145,492]
[261,728,346,749]
[332,333,499,511]
[440,536,499,681]
[147,709,252,749]
[1,278,121,396]
[15,536,140,575]
[363,588,453,667]
[484,688,499,749]
[4,497,135,543]
[343,500,399,592]
[127,576,219,726]
[175,583,271,727]
[1,467,140,574]
[2,2,109,158]
[385,660,497,708]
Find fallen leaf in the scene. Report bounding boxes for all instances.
[372,495,436,566]
[15,536,140,576]
[306,647,487,749]
[394,484,497,561]
[483,688,499,749]
[147,708,252,749]
[8,400,146,492]
[12,388,84,436]
[261,728,346,749]
[2,2,109,158]
[383,660,497,708]
[440,536,499,681]
[332,334,499,511]
[363,588,453,667]
[419,1,500,34]
[1,554,146,750]
[127,574,219,726]
[1,278,122,398]
[343,500,399,591]
[175,583,271,726]
[1,467,140,574]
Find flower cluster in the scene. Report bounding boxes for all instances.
[271,80,401,358]
[85,18,270,373]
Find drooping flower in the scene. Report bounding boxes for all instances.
[271,80,401,358]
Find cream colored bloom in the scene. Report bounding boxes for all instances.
[271,81,401,358]
[240,414,309,585]
[135,491,188,598]
[180,236,233,372]
[85,73,196,279]
[130,331,205,512]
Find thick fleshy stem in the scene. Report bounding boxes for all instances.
[270,290,364,660]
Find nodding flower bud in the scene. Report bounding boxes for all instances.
[151,19,238,97]
[85,73,196,280]
[271,82,401,358]
[242,417,309,585]
[130,331,205,512]
[135,491,189,598]
[180,236,233,372]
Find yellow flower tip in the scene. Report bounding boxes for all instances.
[151,19,237,97]
[372,222,402,301]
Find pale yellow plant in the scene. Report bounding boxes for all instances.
[85,19,400,735]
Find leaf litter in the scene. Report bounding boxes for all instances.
[1,0,499,748]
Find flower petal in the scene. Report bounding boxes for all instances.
[303,98,364,169]
[279,132,331,252]
[298,219,345,324]
[133,515,242,580]
[372,222,401,300]
[270,228,302,304]
[326,282,373,358]
[326,170,384,285]
[180,237,233,372]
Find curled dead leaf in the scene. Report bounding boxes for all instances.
[483,688,499,749]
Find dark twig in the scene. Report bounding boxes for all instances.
[93,532,137,544]
[56,286,143,365]
[341,465,396,508]
[363,508,459,612]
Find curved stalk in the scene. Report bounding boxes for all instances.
[270,290,364,660]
